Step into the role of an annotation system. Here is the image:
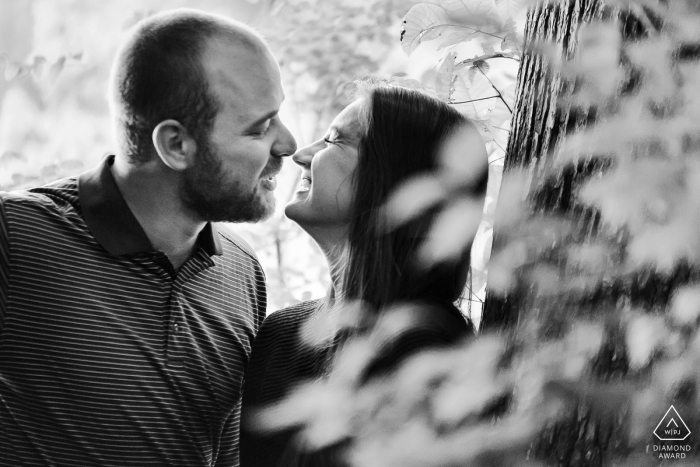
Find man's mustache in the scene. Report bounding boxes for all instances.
[261,159,283,178]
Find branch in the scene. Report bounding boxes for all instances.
[456,53,519,68]
[475,63,512,114]
[422,24,506,41]
[451,95,500,105]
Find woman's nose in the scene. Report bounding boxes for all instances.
[292,140,322,168]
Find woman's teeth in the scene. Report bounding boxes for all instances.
[300,178,311,191]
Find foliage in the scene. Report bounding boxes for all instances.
[259,0,416,141]
[394,0,524,320]
[256,0,700,465]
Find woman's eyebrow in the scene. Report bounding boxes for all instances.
[328,125,346,139]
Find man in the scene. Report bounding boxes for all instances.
[0,9,295,466]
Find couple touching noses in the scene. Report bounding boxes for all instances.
[0,7,487,467]
[242,82,488,465]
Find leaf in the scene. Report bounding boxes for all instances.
[482,42,495,54]
[494,0,531,24]
[670,286,700,327]
[626,313,667,370]
[0,151,22,162]
[453,66,499,117]
[49,56,66,83]
[435,51,456,101]
[474,59,490,75]
[400,4,452,56]
[383,174,448,229]
[4,61,20,81]
[437,118,489,189]
[501,17,522,53]
[389,76,423,90]
[493,170,529,226]
[59,159,84,173]
[455,52,505,70]
[566,322,605,357]
[451,75,479,119]
[16,64,32,80]
[32,55,46,78]
[467,65,478,83]
[11,173,24,185]
[40,164,58,179]
[419,197,484,265]
[440,0,496,23]
[437,29,478,49]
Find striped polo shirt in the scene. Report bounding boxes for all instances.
[0,155,266,466]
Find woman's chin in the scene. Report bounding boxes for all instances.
[284,196,307,222]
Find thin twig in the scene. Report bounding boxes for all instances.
[475,63,513,114]
[451,95,500,105]
[455,53,519,68]
[422,24,506,41]
[490,139,506,154]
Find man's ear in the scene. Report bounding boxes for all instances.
[152,120,197,171]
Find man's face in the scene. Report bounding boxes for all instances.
[181,36,296,223]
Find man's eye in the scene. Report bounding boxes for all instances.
[253,123,271,136]
[323,137,335,145]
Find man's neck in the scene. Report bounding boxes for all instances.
[111,156,204,270]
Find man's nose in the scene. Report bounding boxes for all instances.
[272,120,297,158]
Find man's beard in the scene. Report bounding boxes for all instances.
[180,140,275,223]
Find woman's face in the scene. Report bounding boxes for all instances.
[285,100,364,232]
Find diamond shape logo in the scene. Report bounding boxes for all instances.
[654,406,691,441]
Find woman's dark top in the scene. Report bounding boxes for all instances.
[240,299,471,467]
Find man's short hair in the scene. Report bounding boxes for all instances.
[108,9,265,164]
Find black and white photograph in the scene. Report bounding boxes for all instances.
[0,0,698,465]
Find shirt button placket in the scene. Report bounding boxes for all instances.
[166,284,184,369]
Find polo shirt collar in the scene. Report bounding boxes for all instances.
[78,155,223,257]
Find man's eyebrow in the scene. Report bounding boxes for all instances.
[245,110,279,130]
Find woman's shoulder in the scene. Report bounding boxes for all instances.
[250,298,324,361]
[244,299,325,402]
[263,298,324,329]
[258,299,323,339]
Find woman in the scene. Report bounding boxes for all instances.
[240,79,488,466]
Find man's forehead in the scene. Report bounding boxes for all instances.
[202,37,283,117]
[204,40,278,87]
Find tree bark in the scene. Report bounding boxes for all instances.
[480,1,700,465]
[482,0,605,331]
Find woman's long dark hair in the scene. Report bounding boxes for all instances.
[338,80,487,312]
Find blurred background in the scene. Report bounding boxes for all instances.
[0,0,516,316]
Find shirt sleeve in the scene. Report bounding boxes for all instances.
[0,194,11,333]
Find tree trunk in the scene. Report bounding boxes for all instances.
[482,0,605,331]
[480,1,700,465]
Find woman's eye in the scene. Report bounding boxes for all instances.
[323,137,335,145]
